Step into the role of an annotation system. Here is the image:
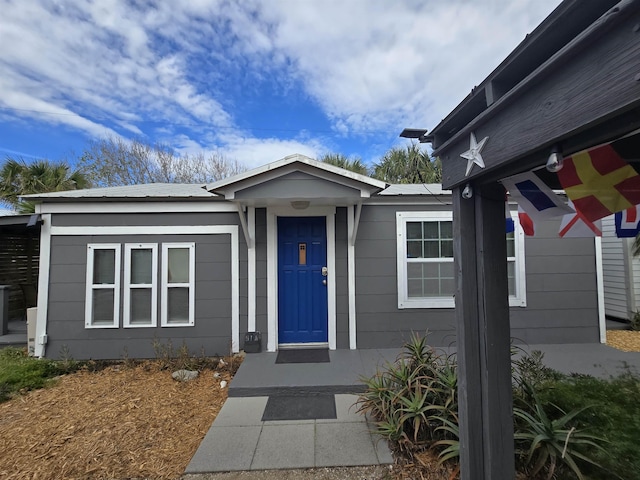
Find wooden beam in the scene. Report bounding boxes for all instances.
[453,182,514,479]
[439,1,640,188]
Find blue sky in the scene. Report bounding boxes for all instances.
[0,0,562,171]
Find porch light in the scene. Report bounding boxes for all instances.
[291,200,310,210]
[462,183,473,199]
[546,145,564,172]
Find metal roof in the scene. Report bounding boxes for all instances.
[23,183,216,201]
[379,184,450,196]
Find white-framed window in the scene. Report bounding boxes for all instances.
[85,244,121,328]
[396,212,526,309]
[161,242,195,327]
[123,243,158,328]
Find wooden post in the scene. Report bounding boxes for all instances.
[453,182,515,479]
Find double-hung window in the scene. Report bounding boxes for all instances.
[161,243,195,326]
[396,212,526,308]
[86,244,121,328]
[124,243,158,327]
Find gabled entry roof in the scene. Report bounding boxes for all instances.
[207,154,387,206]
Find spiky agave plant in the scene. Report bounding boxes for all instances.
[513,382,607,480]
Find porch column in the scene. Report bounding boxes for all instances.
[452,182,514,480]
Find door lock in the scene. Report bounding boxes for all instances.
[321,267,328,276]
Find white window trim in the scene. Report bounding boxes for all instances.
[509,215,527,307]
[85,244,121,328]
[396,211,526,309]
[123,243,158,328]
[161,242,195,327]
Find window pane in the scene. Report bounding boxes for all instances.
[440,222,453,239]
[407,262,423,278]
[131,249,153,284]
[407,278,423,297]
[424,279,441,296]
[423,241,440,258]
[441,240,454,258]
[423,222,440,239]
[440,262,454,278]
[130,289,152,324]
[168,248,190,283]
[440,278,455,295]
[93,249,115,284]
[167,287,189,323]
[92,289,114,324]
[506,232,515,257]
[507,261,516,296]
[406,222,422,239]
[407,240,422,258]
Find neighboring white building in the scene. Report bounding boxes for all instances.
[602,215,640,322]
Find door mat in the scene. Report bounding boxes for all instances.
[276,348,330,364]
[262,394,337,421]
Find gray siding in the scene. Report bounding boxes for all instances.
[235,172,361,200]
[45,212,247,360]
[335,208,349,349]
[354,205,599,349]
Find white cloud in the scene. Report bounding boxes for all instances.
[0,0,562,167]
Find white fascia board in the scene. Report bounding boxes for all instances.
[210,160,386,199]
[50,225,238,236]
[37,201,236,214]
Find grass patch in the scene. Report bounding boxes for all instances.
[536,372,640,480]
[0,347,81,402]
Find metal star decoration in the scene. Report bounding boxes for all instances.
[461,132,489,176]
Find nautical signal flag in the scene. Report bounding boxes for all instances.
[558,199,602,237]
[501,171,573,223]
[615,205,640,238]
[557,132,640,223]
[518,207,535,236]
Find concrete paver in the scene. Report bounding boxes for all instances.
[251,424,316,469]
[187,426,263,473]
[315,422,379,467]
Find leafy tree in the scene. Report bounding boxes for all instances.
[0,158,89,213]
[319,153,370,176]
[78,136,246,187]
[372,144,441,184]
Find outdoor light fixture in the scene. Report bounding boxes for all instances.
[546,145,564,173]
[461,183,473,199]
[291,200,310,210]
[399,128,429,143]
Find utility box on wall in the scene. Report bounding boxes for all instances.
[243,331,262,353]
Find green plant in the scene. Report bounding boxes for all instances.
[356,332,459,457]
[514,381,607,480]
[0,347,75,402]
[630,310,640,331]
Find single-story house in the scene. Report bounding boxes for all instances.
[26,154,602,359]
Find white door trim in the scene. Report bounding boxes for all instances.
[266,206,336,352]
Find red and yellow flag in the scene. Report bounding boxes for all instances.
[557,137,640,222]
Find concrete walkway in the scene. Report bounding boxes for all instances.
[186,350,397,474]
[185,342,640,475]
[185,394,392,473]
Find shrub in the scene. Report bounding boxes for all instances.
[514,380,607,480]
[356,332,459,461]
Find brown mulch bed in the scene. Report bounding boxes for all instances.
[606,329,640,352]
[0,362,233,480]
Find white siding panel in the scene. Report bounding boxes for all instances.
[601,215,632,320]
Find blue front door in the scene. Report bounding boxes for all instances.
[278,216,328,344]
